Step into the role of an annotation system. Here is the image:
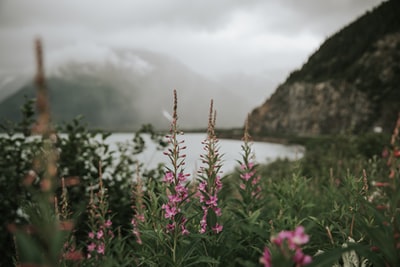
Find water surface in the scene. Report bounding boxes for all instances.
[107,133,303,175]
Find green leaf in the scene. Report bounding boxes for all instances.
[247,209,261,224]
[15,231,44,264]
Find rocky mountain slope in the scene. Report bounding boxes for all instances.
[248,0,400,137]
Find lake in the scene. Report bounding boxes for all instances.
[106,133,304,175]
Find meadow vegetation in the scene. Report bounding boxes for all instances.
[1,89,399,266]
[1,40,399,267]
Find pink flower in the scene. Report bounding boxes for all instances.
[181,225,190,235]
[199,181,207,191]
[104,219,112,228]
[241,162,254,170]
[199,212,207,233]
[166,223,175,232]
[271,226,310,250]
[136,214,145,222]
[272,230,292,246]
[97,243,105,255]
[259,247,272,267]
[87,242,96,252]
[96,230,104,239]
[133,229,143,244]
[163,172,174,183]
[206,195,218,207]
[268,226,312,266]
[88,232,95,239]
[293,250,312,266]
[240,172,253,181]
[212,223,223,234]
[168,194,182,203]
[214,207,222,216]
[175,184,188,198]
[252,175,261,185]
[291,226,309,246]
[178,172,189,182]
[215,176,222,190]
[372,181,390,187]
[162,204,179,219]
[199,194,206,203]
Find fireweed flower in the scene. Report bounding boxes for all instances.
[131,216,144,245]
[197,100,223,234]
[260,247,272,267]
[97,243,105,255]
[368,113,400,253]
[131,165,146,244]
[86,173,114,259]
[87,242,96,252]
[272,226,309,250]
[88,232,95,239]
[162,90,190,235]
[262,226,312,266]
[212,223,223,234]
[96,229,104,239]
[293,250,312,266]
[238,116,262,202]
[104,219,112,228]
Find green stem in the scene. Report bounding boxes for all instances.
[173,232,177,266]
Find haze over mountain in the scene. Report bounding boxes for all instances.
[248,0,400,137]
[0,49,270,130]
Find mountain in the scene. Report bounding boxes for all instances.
[248,0,400,137]
[0,72,30,100]
[0,49,247,131]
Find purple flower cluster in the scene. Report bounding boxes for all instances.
[131,171,146,244]
[87,219,113,259]
[261,226,312,267]
[162,90,190,235]
[86,176,114,260]
[131,214,145,244]
[238,117,262,200]
[197,100,223,234]
[239,161,261,197]
[198,178,223,234]
[162,171,190,235]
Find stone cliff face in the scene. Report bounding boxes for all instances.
[249,81,372,136]
[248,0,400,137]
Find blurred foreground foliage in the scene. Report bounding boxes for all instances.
[0,98,167,266]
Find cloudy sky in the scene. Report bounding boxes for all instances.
[0,0,385,75]
[0,0,386,127]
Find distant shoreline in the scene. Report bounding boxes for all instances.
[0,126,290,145]
[100,127,292,145]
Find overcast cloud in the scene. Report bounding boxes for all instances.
[0,0,386,127]
[0,0,385,75]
